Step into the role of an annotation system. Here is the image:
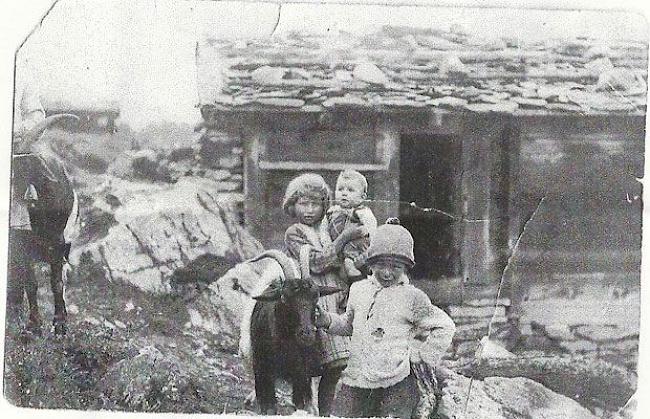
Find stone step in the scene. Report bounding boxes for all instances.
[542,324,576,342]
[455,340,480,357]
[598,339,639,353]
[449,305,506,319]
[453,316,507,326]
[558,340,599,353]
[461,298,511,308]
[255,98,306,107]
[573,325,639,344]
[453,328,488,342]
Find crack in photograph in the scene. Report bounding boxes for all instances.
[2,1,647,418]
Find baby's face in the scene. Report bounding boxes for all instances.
[335,178,366,209]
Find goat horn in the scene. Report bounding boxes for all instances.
[22,114,80,144]
[193,121,206,133]
[247,250,298,281]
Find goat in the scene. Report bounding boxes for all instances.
[248,250,342,415]
[9,114,80,336]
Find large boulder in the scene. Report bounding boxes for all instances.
[70,176,261,292]
[459,355,636,412]
[178,256,285,349]
[437,370,598,419]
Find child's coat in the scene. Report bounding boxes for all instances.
[328,273,456,389]
[284,221,351,368]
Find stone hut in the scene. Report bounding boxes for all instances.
[195,26,647,303]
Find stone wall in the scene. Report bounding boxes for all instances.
[445,276,640,373]
[198,128,244,224]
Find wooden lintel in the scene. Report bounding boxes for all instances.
[258,160,388,172]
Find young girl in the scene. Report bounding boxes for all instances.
[315,219,456,419]
[282,173,366,417]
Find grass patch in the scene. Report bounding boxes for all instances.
[3,254,253,413]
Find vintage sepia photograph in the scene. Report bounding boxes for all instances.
[2,1,648,418]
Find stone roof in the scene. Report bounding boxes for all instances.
[197,26,648,116]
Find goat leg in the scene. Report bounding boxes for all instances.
[7,262,26,325]
[24,263,42,335]
[254,368,277,415]
[49,260,67,335]
[243,389,256,407]
[318,365,344,417]
[291,373,312,412]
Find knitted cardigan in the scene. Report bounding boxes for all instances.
[327,274,456,389]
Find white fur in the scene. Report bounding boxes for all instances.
[63,189,80,243]
[238,257,300,375]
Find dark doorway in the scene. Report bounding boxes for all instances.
[399,134,462,281]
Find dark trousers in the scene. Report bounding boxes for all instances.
[333,374,418,419]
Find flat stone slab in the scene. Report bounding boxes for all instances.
[511,97,548,107]
[455,340,481,357]
[427,96,468,108]
[454,316,507,327]
[462,298,512,308]
[255,98,306,107]
[599,339,639,353]
[559,339,598,353]
[574,325,639,343]
[454,324,489,341]
[544,324,577,341]
[450,305,506,319]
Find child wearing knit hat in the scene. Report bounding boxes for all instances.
[315,219,456,419]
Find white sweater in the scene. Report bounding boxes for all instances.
[327,274,456,388]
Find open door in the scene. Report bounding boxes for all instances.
[399,134,463,303]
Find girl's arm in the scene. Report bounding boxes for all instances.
[355,207,378,233]
[326,309,354,336]
[285,225,340,274]
[410,291,456,366]
[285,224,369,274]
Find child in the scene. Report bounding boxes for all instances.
[327,169,377,282]
[282,173,367,417]
[314,219,456,419]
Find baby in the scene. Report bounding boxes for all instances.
[327,169,377,281]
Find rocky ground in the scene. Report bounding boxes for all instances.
[3,126,640,418]
[3,260,255,414]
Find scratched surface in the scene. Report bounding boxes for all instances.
[5,2,647,418]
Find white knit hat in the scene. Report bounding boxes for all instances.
[365,218,415,267]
